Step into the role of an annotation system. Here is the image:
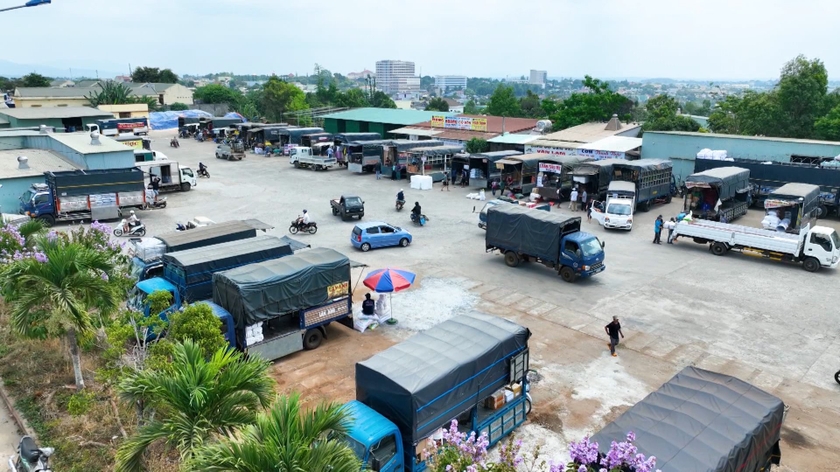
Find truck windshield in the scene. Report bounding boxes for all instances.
[580,238,604,257]
[607,203,632,216]
[831,230,840,249]
[127,287,147,312]
[21,190,34,204]
[340,435,368,462]
[345,197,362,206]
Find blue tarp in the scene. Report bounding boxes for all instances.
[149,109,212,130]
[224,112,246,122]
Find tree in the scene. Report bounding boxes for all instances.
[815,104,840,141]
[115,340,274,472]
[484,84,522,117]
[519,90,544,118]
[548,76,634,131]
[465,138,489,154]
[370,90,396,109]
[426,97,450,112]
[463,99,480,114]
[190,393,361,472]
[194,84,243,107]
[131,66,178,83]
[86,80,159,111]
[158,69,178,84]
[19,72,51,87]
[169,102,189,111]
[0,236,119,390]
[0,76,16,91]
[164,303,227,359]
[708,91,779,136]
[776,55,829,138]
[259,75,308,122]
[336,88,370,108]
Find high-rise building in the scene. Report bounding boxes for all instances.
[529,70,547,85]
[435,75,468,91]
[376,60,419,95]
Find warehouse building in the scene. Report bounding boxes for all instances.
[0,107,114,132]
[0,148,80,214]
[320,108,457,137]
[391,115,539,148]
[0,129,135,171]
[641,131,840,180]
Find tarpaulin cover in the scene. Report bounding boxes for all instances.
[538,154,593,170]
[592,366,784,472]
[767,183,820,206]
[150,110,212,130]
[613,159,673,173]
[388,139,443,151]
[277,235,310,252]
[607,180,636,196]
[471,150,523,163]
[356,312,530,446]
[155,221,257,253]
[163,236,293,302]
[45,168,145,196]
[685,167,750,201]
[212,247,350,336]
[334,132,382,144]
[223,112,246,122]
[485,204,581,263]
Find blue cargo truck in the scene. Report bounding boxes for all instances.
[485,204,606,282]
[345,312,532,472]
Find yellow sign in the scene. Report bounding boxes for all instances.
[120,139,143,149]
[430,115,446,128]
[327,281,349,299]
[431,115,488,132]
[471,118,488,132]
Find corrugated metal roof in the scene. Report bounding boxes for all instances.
[539,121,641,144]
[0,117,9,125]
[487,133,540,144]
[435,129,497,141]
[0,107,113,120]
[578,136,643,153]
[14,87,99,98]
[319,108,457,125]
[527,139,582,149]
[49,133,135,154]
[644,131,840,147]
[0,148,79,179]
[413,115,538,134]
[388,127,442,137]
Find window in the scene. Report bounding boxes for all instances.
[119,112,131,118]
[370,434,397,466]
[366,227,380,234]
[564,241,579,256]
[352,227,362,236]
[380,226,395,233]
[33,194,50,205]
[810,233,832,252]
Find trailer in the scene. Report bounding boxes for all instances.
[592,366,786,472]
[763,183,820,233]
[345,139,394,173]
[672,219,840,272]
[684,166,751,222]
[383,140,445,179]
[403,145,464,181]
[610,159,674,211]
[569,158,626,201]
[279,127,325,147]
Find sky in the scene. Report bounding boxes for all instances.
[2,0,839,80]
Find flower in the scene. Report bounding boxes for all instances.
[568,435,599,465]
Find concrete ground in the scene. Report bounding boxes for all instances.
[0,398,20,466]
[12,131,840,470]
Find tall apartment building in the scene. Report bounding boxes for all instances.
[435,75,468,91]
[529,70,547,85]
[375,60,419,95]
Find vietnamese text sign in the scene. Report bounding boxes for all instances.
[539,162,563,174]
[430,115,488,132]
[431,115,446,128]
[526,145,577,156]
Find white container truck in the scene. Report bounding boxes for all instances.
[591,180,635,230]
[289,146,336,171]
[136,160,197,192]
[672,219,840,272]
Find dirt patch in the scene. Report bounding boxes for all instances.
[782,427,812,449]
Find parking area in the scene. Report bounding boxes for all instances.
[133,132,839,471]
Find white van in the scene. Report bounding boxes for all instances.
[592,181,635,230]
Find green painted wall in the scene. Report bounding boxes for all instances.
[345,120,361,133]
[323,118,338,134]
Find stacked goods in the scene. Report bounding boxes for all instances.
[245,322,264,346]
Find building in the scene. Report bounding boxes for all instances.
[97,103,150,120]
[375,60,419,95]
[526,115,641,156]
[435,75,468,91]
[49,79,75,88]
[347,69,374,81]
[0,148,79,213]
[320,108,457,137]
[641,131,840,180]
[529,70,547,86]
[391,114,539,147]
[443,98,464,114]
[0,107,115,131]
[127,83,194,106]
[13,83,194,108]
[486,133,540,153]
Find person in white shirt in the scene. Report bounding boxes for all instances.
[569,188,579,211]
[302,210,311,225]
[665,217,677,243]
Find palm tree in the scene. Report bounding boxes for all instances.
[115,340,274,472]
[0,236,118,390]
[190,393,362,472]
[86,80,160,111]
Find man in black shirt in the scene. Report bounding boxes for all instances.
[605,316,624,357]
[361,293,375,316]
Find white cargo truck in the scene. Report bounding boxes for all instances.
[289,147,336,171]
[591,181,635,230]
[672,219,840,272]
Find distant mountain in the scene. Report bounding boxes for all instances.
[0,60,122,79]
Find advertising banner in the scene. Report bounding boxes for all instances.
[538,162,563,174]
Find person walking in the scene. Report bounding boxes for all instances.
[653,215,663,244]
[665,217,677,243]
[374,160,382,180]
[569,187,579,211]
[581,189,588,212]
[441,175,450,191]
[555,187,563,208]
[586,199,593,223]
[605,316,624,357]
[491,179,499,196]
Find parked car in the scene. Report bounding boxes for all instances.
[351,221,412,252]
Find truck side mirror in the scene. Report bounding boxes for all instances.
[601,241,606,249]
[370,457,382,471]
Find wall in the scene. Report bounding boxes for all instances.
[23,136,135,170]
[7,117,64,129]
[97,104,150,119]
[641,132,840,181]
[163,84,194,105]
[323,118,338,134]
[13,97,89,108]
[0,136,26,149]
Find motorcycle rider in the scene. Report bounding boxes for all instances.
[396,189,405,208]
[198,162,208,177]
[295,209,311,228]
[411,201,422,221]
[124,210,140,233]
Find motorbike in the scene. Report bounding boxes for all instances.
[198,167,210,178]
[170,137,180,148]
[289,218,318,235]
[395,199,405,211]
[410,212,428,226]
[143,197,167,209]
[8,435,54,472]
[835,369,840,385]
[114,219,146,237]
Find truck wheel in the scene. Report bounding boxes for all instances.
[711,242,727,256]
[36,215,55,227]
[181,182,191,192]
[560,266,577,283]
[294,161,300,168]
[803,257,820,273]
[303,329,323,350]
[360,242,371,252]
[818,204,829,218]
[504,251,520,267]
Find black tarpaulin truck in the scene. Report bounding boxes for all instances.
[592,366,785,472]
[764,183,821,233]
[684,166,752,222]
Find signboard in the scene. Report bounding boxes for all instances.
[327,281,349,299]
[525,145,627,161]
[119,139,143,149]
[430,115,488,132]
[577,148,625,160]
[117,122,146,131]
[303,299,348,327]
[539,162,563,174]
[526,145,577,156]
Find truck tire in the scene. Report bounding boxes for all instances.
[711,242,727,256]
[36,214,55,227]
[560,266,577,283]
[818,204,829,218]
[293,161,300,168]
[332,207,339,215]
[303,329,323,350]
[803,257,820,273]
[181,182,191,192]
[504,251,520,267]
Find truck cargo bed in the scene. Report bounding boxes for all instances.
[674,219,803,255]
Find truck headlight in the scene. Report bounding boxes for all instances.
[627,218,632,224]
[583,265,590,270]
[604,218,610,223]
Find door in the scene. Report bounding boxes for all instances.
[806,232,834,266]
[378,225,398,246]
[590,200,606,226]
[364,226,381,248]
[369,434,399,472]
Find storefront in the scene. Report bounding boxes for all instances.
[466,150,523,189]
[404,145,465,181]
[532,155,594,201]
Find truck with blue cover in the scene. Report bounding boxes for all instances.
[345,312,532,472]
[485,204,605,282]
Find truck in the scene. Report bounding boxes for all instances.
[590,180,635,230]
[333,132,383,166]
[684,166,752,222]
[671,219,840,272]
[211,247,355,359]
[609,159,674,211]
[289,146,337,170]
[86,117,150,137]
[135,160,197,192]
[694,156,840,217]
[129,219,272,281]
[300,132,333,148]
[346,312,532,472]
[478,197,550,230]
[279,127,325,147]
[485,204,606,282]
[592,366,786,472]
[215,142,246,161]
[345,139,394,173]
[763,183,820,233]
[330,195,365,220]
[19,168,146,226]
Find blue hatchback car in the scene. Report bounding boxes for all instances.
[351,221,412,252]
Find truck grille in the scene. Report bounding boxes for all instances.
[590,262,604,271]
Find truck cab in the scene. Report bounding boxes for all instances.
[591,181,635,230]
[344,400,405,472]
[289,146,313,161]
[559,231,606,279]
[19,183,53,221]
[128,278,182,340]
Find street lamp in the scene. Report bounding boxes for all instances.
[0,0,50,13]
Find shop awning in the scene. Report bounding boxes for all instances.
[495,158,523,166]
[389,127,442,137]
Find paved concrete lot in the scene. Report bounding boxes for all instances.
[123,134,840,470]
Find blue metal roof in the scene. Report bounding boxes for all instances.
[343,400,396,446]
[136,277,177,294]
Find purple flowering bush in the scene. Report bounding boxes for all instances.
[0,225,47,264]
[566,432,661,472]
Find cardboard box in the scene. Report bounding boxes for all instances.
[507,382,522,397]
[485,390,505,410]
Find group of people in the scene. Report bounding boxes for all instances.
[653,212,692,244]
